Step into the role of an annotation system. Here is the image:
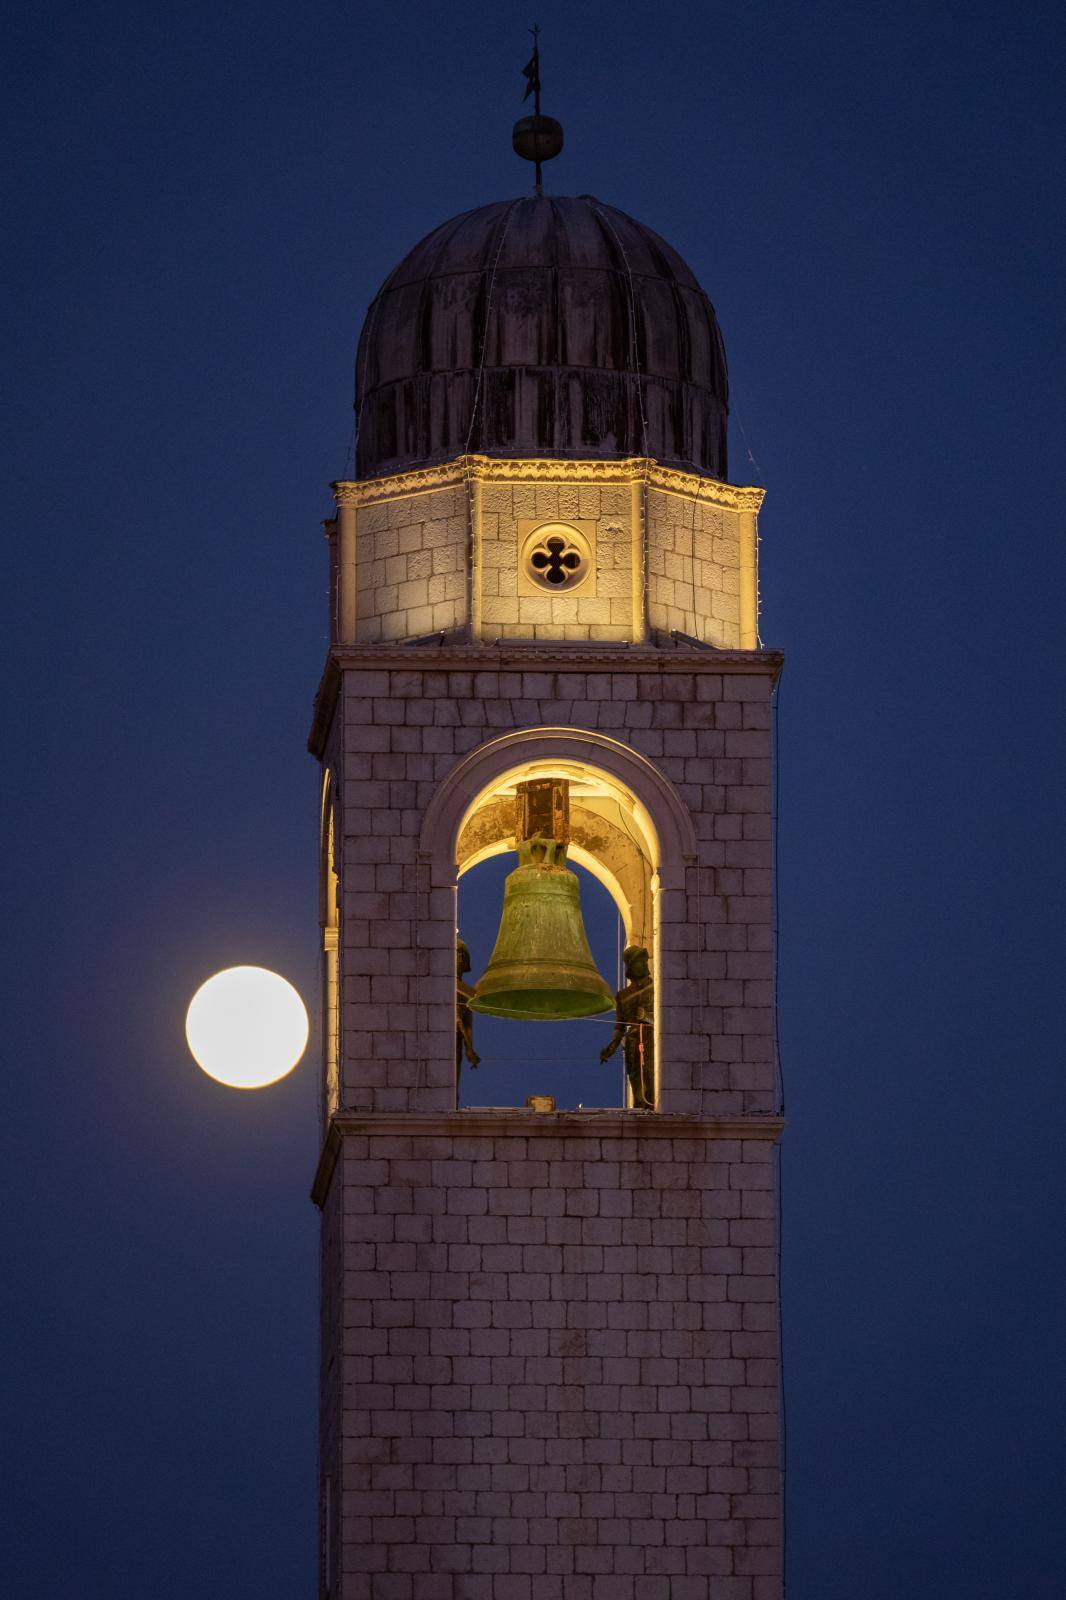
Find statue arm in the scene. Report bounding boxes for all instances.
[599,1018,625,1063]
[457,1002,480,1067]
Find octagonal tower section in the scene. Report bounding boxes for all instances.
[327,455,761,649]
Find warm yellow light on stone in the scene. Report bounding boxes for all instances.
[332,455,763,651]
[185,966,308,1089]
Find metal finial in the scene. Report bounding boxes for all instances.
[513,24,563,191]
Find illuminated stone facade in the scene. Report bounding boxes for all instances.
[329,458,761,651]
[311,192,782,1600]
[311,636,783,1598]
[312,651,777,1121]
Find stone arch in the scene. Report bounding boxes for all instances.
[418,728,698,1111]
[418,728,697,886]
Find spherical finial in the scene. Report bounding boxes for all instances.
[512,114,564,166]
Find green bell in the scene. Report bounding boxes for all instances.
[470,832,615,1020]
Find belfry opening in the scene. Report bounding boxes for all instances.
[454,756,661,1112]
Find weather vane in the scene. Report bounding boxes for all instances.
[522,24,542,115]
[512,24,563,192]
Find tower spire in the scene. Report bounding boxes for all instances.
[513,24,563,191]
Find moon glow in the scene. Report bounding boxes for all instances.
[185,966,308,1089]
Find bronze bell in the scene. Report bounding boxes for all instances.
[470,778,614,1022]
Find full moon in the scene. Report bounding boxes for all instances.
[185,966,309,1089]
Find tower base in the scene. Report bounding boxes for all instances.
[314,1109,783,1599]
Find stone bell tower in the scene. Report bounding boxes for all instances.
[309,131,784,1598]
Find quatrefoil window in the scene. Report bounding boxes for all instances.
[532,538,580,584]
[521,523,592,594]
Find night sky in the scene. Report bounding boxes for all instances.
[4,2,1065,1595]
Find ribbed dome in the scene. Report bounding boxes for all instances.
[354,194,729,480]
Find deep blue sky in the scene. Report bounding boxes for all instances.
[3,2,1065,1595]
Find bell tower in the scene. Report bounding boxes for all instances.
[310,120,784,1598]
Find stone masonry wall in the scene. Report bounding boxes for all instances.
[321,1155,345,1595]
[336,462,757,650]
[477,480,633,643]
[355,484,469,643]
[645,491,742,649]
[328,1117,782,1600]
[328,652,776,1120]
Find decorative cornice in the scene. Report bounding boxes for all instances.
[333,459,468,507]
[327,642,781,672]
[307,644,784,756]
[311,1110,785,1206]
[332,456,765,514]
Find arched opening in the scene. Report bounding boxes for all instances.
[452,752,662,1113]
[418,727,698,1116]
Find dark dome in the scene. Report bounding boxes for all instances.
[354,194,729,480]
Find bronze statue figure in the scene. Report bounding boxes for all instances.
[455,937,480,1095]
[600,944,655,1110]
